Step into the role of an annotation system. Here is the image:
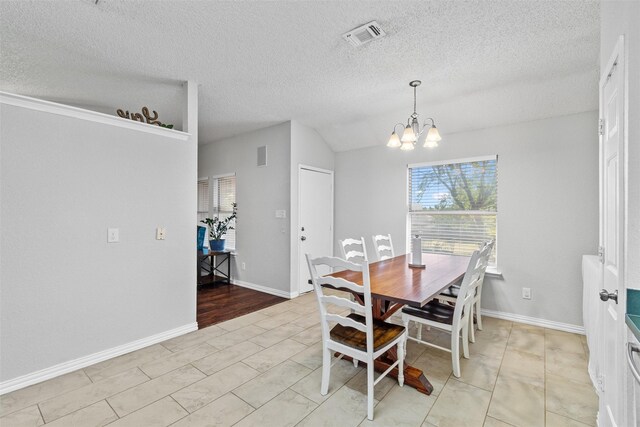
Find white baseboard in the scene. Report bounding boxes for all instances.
[0,322,197,395]
[481,309,585,334]
[232,279,294,299]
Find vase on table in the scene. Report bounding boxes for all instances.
[209,239,225,251]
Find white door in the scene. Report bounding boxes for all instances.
[298,167,333,294]
[599,36,625,427]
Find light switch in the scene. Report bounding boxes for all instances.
[107,228,119,243]
[156,227,166,240]
[275,210,286,218]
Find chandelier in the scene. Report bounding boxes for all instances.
[387,80,442,150]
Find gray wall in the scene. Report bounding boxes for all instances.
[0,103,197,382]
[334,111,599,327]
[289,120,336,294]
[601,0,640,290]
[198,122,292,293]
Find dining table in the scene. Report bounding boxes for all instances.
[329,252,470,395]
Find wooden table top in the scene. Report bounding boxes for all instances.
[330,253,470,307]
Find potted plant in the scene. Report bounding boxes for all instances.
[201,211,236,251]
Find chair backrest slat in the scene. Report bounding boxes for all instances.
[316,276,365,295]
[339,237,368,264]
[371,234,394,261]
[306,253,374,353]
[321,295,365,314]
[326,314,368,332]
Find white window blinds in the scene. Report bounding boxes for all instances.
[408,157,497,264]
[213,175,237,250]
[197,179,209,224]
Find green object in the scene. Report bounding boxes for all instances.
[201,211,236,241]
[626,289,640,341]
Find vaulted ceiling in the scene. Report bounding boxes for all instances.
[0,0,599,151]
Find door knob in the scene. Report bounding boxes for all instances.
[300,236,306,241]
[599,289,618,303]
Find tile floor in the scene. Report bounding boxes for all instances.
[0,291,598,427]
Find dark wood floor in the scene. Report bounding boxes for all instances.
[197,283,287,329]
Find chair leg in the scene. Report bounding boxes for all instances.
[321,348,331,395]
[451,329,461,378]
[462,322,470,359]
[367,358,375,420]
[397,338,405,387]
[475,300,483,331]
[402,316,410,347]
[469,305,476,343]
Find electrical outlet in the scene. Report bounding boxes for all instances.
[156,227,166,240]
[107,228,119,243]
[241,262,246,270]
[522,288,531,300]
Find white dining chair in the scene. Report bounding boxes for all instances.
[306,254,406,421]
[468,240,494,342]
[437,240,494,343]
[401,245,491,377]
[338,237,368,263]
[371,234,395,261]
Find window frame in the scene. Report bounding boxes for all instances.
[406,155,499,272]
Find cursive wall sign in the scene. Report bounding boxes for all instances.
[116,107,174,129]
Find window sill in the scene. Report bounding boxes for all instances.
[485,267,503,278]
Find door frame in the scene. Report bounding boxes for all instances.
[598,34,628,427]
[294,164,334,297]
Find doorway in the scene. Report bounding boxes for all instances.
[297,166,334,295]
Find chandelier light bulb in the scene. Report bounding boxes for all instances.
[400,140,415,151]
[401,124,417,143]
[426,125,442,143]
[387,131,401,148]
[423,139,439,148]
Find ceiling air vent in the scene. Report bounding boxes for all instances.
[342,21,386,47]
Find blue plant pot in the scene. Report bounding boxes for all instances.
[209,239,225,251]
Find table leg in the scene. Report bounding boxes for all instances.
[335,352,434,395]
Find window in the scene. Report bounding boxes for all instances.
[212,175,236,249]
[197,179,209,224]
[408,156,497,265]
[198,174,237,250]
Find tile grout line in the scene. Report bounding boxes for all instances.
[103,398,120,422]
[36,368,152,424]
[168,395,191,420]
[36,402,46,425]
[482,322,512,425]
[106,363,215,421]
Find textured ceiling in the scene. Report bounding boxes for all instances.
[0,0,599,151]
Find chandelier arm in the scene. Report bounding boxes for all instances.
[415,117,436,137]
[393,122,405,133]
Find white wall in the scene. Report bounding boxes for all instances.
[601,0,640,291]
[334,112,599,327]
[198,122,292,295]
[0,99,197,384]
[289,120,335,295]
